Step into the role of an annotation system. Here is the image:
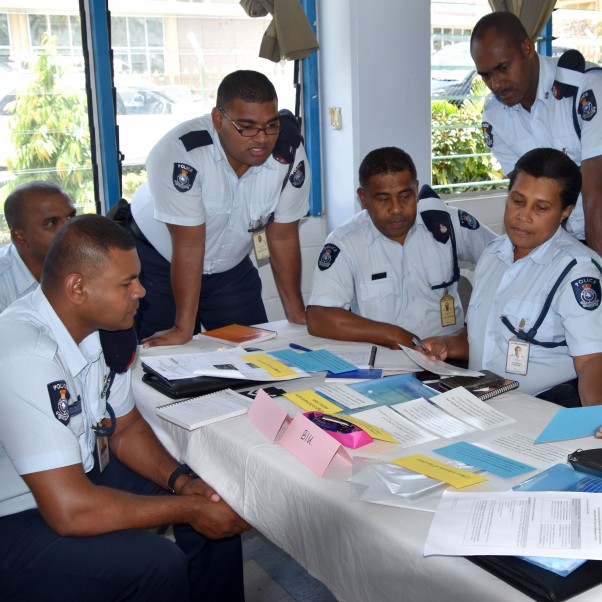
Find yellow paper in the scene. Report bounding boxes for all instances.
[284,390,343,414]
[342,415,398,443]
[241,353,297,377]
[392,454,487,488]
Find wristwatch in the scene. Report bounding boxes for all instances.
[167,463,198,495]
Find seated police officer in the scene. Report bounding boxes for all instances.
[306,146,496,348]
[0,215,249,601]
[421,148,602,407]
[0,181,76,312]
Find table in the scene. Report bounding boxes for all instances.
[133,321,602,602]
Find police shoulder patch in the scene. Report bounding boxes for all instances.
[571,276,601,310]
[318,243,340,271]
[289,160,305,188]
[172,163,198,192]
[578,90,597,121]
[482,121,494,148]
[47,380,71,425]
[458,209,480,230]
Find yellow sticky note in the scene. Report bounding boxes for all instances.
[392,454,487,489]
[241,353,297,377]
[342,415,398,443]
[284,390,343,414]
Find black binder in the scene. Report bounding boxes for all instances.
[142,363,257,399]
[468,556,602,602]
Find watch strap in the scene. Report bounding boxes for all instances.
[167,463,197,494]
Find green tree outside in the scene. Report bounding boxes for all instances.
[1,33,95,236]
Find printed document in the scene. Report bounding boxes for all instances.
[425,490,602,559]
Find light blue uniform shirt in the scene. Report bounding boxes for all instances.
[308,197,496,338]
[467,227,602,395]
[0,288,134,517]
[0,243,37,313]
[131,114,310,272]
[483,54,602,240]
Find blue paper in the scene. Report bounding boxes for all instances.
[534,406,602,443]
[345,373,438,413]
[268,348,358,374]
[434,441,536,478]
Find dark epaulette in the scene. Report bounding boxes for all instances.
[417,186,453,244]
[179,130,213,152]
[272,109,303,164]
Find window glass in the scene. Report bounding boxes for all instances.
[108,0,295,202]
[0,4,93,243]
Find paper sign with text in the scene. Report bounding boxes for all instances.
[280,413,351,476]
[284,390,343,414]
[247,389,289,442]
[241,353,297,377]
[392,454,488,488]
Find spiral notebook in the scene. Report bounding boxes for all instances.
[156,388,251,430]
[439,370,519,401]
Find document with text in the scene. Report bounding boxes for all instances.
[425,490,602,559]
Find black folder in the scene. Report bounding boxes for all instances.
[141,363,257,399]
[468,555,602,602]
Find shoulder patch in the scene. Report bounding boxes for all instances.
[421,209,452,244]
[458,209,480,230]
[318,243,340,271]
[289,160,305,188]
[172,163,197,192]
[571,277,601,310]
[578,90,597,121]
[47,381,71,425]
[482,121,493,148]
[178,130,213,152]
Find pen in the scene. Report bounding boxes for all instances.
[368,345,377,370]
[289,343,312,353]
[412,336,429,354]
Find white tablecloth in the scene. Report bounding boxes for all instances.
[132,321,602,602]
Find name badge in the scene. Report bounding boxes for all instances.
[440,292,456,327]
[253,229,270,260]
[505,338,530,376]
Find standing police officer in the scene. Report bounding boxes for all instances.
[130,70,310,346]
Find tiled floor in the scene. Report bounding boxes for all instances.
[243,530,337,602]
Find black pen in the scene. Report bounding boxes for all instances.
[368,345,377,370]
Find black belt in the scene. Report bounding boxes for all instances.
[128,216,153,247]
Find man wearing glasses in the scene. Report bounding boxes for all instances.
[129,70,310,346]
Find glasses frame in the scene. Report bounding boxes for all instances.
[219,107,280,138]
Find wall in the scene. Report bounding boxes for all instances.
[259,0,433,321]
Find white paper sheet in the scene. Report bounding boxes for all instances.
[430,387,516,430]
[399,345,483,377]
[391,397,476,438]
[353,406,439,447]
[315,383,376,410]
[142,348,308,381]
[425,490,602,559]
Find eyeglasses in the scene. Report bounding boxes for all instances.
[219,107,280,137]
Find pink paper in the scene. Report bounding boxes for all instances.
[280,413,350,476]
[248,390,289,442]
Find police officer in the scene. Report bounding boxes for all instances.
[129,70,310,347]
[471,11,602,256]
[0,181,76,312]
[306,147,495,348]
[421,148,602,406]
[0,215,249,600]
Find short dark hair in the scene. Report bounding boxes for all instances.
[216,70,278,109]
[509,148,582,209]
[359,147,417,188]
[41,214,135,289]
[5,181,70,230]
[470,12,530,50]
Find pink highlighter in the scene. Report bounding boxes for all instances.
[303,411,373,449]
